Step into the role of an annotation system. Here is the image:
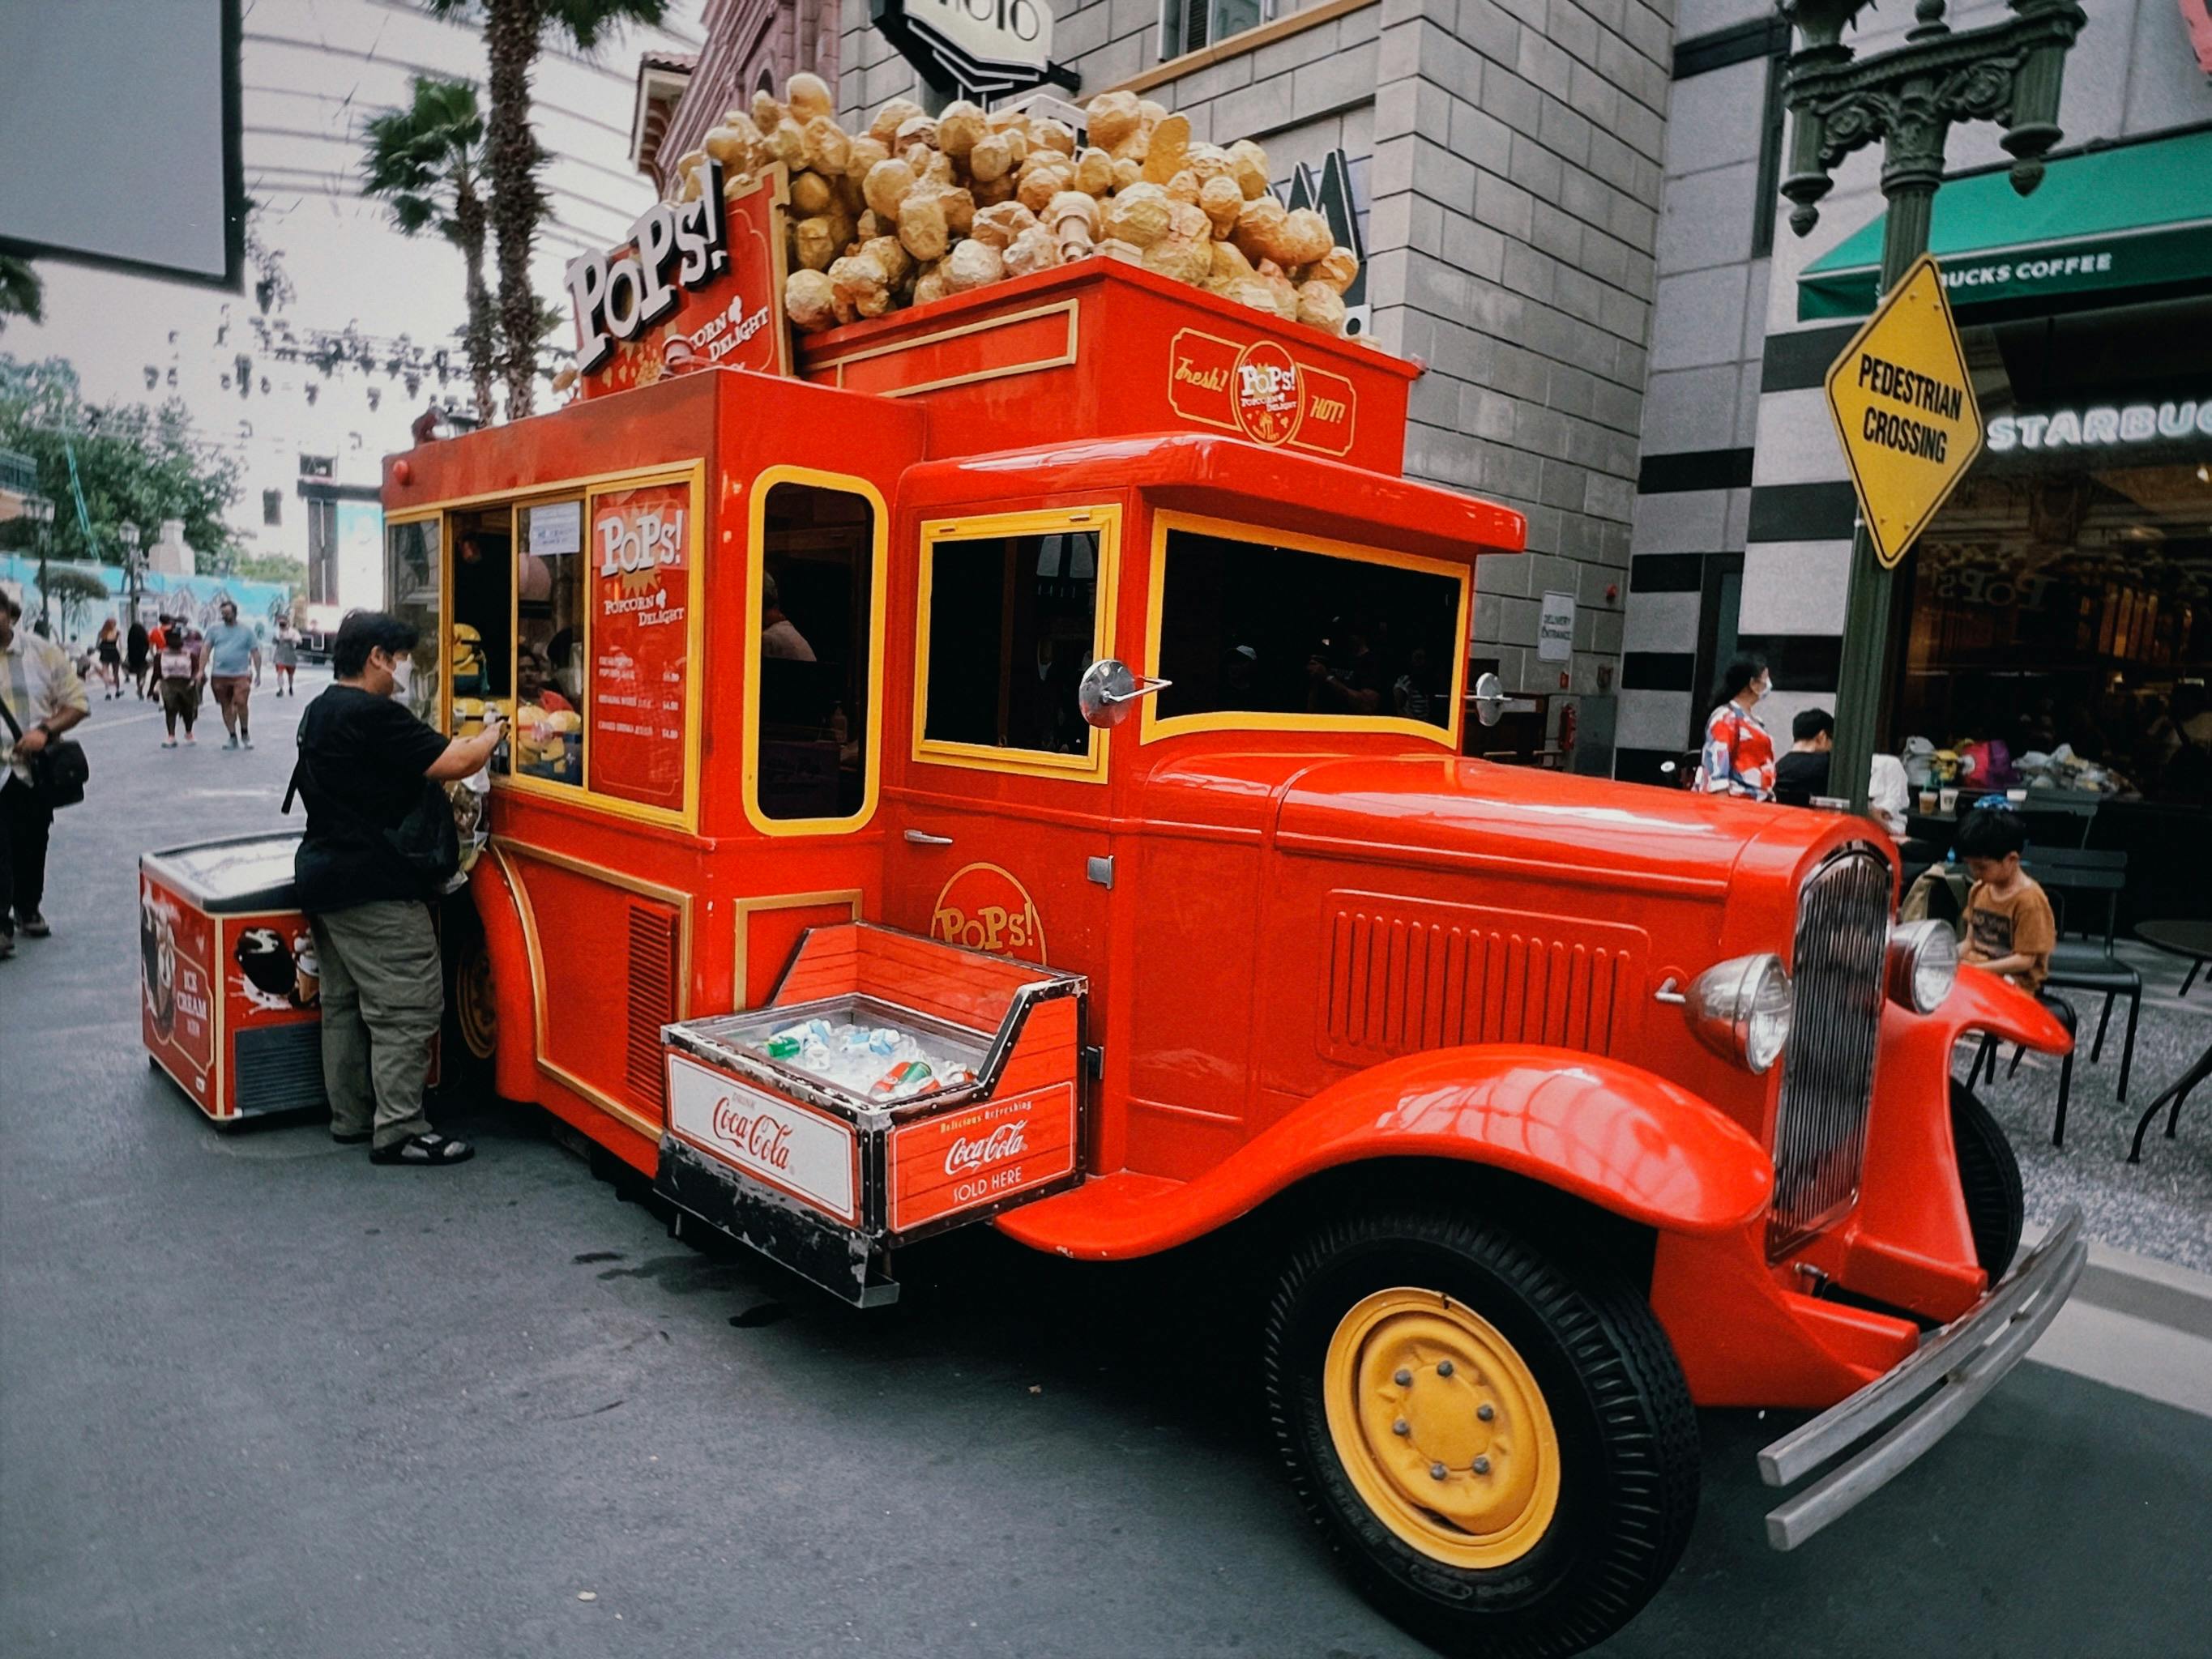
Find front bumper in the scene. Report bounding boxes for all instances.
[1757,1204,2086,1550]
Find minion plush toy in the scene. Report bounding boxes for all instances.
[451,624,486,695]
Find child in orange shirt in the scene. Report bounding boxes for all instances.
[1954,808,2056,991]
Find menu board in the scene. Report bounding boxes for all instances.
[589,482,693,812]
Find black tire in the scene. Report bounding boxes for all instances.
[1263,1208,1698,1659]
[434,891,496,1100]
[1949,1081,2022,1279]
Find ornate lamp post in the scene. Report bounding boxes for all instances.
[117,522,143,627]
[24,494,57,635]
[1778,0,2086,811]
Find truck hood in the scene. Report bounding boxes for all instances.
[1270,754,1863,898]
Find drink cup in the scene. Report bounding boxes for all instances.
[1919,790,1940,814]
[1939,787,1959,812]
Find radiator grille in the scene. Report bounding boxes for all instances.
[625,904,681,1111]
[1325,904,1634,1060]
[1767,847,1891,1257]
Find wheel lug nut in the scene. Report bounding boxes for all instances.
[1437,1360,1454,1377]
[1393,1368,1412,1386]
[1429,1462,1447,1481]
[1473,1456,1491,1475]
[1477,1403,1495,1422]
[1392,1418,1410,1436]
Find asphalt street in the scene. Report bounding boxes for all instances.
[4,670,2210,1659]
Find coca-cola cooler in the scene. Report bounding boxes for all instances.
[657,923,1088,1306]
[140,833,328,1125]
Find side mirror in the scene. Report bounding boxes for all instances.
[1471,671,1508,728]
[1078,658,1173,729]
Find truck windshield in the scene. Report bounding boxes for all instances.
[1151,527,1463,729]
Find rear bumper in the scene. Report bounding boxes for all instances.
[1757,1204,2086,1550]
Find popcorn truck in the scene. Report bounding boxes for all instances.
[382,183,2082,1656]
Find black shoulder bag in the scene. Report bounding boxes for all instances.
[284,739,460,894]
[0,698,91,809]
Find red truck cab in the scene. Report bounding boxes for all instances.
[382,254,2082,1657]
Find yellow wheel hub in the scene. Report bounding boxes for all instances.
[456,944,497,1061]
[1324,1288,1561,1569]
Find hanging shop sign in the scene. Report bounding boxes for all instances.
[1986,394,2212,452]
[871,0,1059,100]
[567,167,794,397]
[1824,254,1984,570]
[588,482,694,812]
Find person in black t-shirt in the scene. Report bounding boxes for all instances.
[294,612,505,1166]
[1773,707,1835,806]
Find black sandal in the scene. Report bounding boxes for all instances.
[369,1132,476,1166]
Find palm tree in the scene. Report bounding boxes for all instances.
[361,76,498,424]
[426,0,668,420]
[0,255,42,334]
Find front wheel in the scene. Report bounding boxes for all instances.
[1950,1081,2022,1278]
[1263,1209,1698,1658]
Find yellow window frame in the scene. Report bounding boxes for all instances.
[1139,510,1470,749]
[741,465,891,838]
[912,504,1122,784]
[401,458,709,833]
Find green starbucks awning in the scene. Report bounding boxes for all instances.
[1797,130,2212,322]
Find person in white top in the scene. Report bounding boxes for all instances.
[1,594,91,957]
[759,575,816,662]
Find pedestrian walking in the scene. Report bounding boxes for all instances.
[156,615,206,747]
[1,594,90,959]
[271,617,300,696]
[203,599,262,750]
[291,610,504,1164]
[95,618,123,700]
[126,616,151,697]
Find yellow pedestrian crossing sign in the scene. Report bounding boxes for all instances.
[1824,254,1984,569]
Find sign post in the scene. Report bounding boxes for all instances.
[1777,0,2086,812]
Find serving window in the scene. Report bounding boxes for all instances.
[1144,514,1467,745]
[383,514,442,727]
[745,472,886,833]
[914,506,1120,782]
[429,462,704,829]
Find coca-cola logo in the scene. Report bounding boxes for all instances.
[712,1097,793,1171]
[945,1119,1028,1176]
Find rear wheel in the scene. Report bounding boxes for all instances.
[1950,1081,2022,1278]
[434,893,496,1098]
[1263,1208,1698,1659]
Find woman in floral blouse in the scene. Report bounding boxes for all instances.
[1698,657,1775,799]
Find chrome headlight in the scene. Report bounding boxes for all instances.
[1680,953,1794,1074]
[1886,919,1958,1013]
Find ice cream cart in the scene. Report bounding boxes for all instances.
[139,832,327,1124]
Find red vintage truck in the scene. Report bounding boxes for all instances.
[380,194,2083,1656]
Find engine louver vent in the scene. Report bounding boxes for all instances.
[626,903,681,1112]
[1322,897,1640,1062]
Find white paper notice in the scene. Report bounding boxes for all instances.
[527,499,583,557]
[1538,590,1576,663]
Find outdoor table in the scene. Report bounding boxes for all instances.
[2129,1038,2211,1164]
[2136,918,2212,997]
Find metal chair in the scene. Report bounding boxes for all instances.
[2025,847,2142,1106]
[1965,992,2077,1145]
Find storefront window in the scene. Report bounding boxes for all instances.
[515,498,586,787]
[383,516,441,725]
[754,482,876,821]
[1151,526,1463,732]
[1896,296,2211,808]
[920,520,1102,763]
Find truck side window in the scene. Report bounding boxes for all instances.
[1153,527,1463,731]
[515,498,587,787]
[755,482,875,821]
[921,527,1100,757]
[384,516,442,727]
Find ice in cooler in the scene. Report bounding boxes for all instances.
[749,1011,980,1101]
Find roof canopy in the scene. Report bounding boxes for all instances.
[1797,129,2212,322]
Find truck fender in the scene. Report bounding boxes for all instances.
[468,850,540,1103]
[1942,963,2073,1052]
[998,1046,1773,1261]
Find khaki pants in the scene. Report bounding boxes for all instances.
[311,900,441,1148]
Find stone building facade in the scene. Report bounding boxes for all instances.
[651,0,1679,765]
[1616,0,2212,787]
